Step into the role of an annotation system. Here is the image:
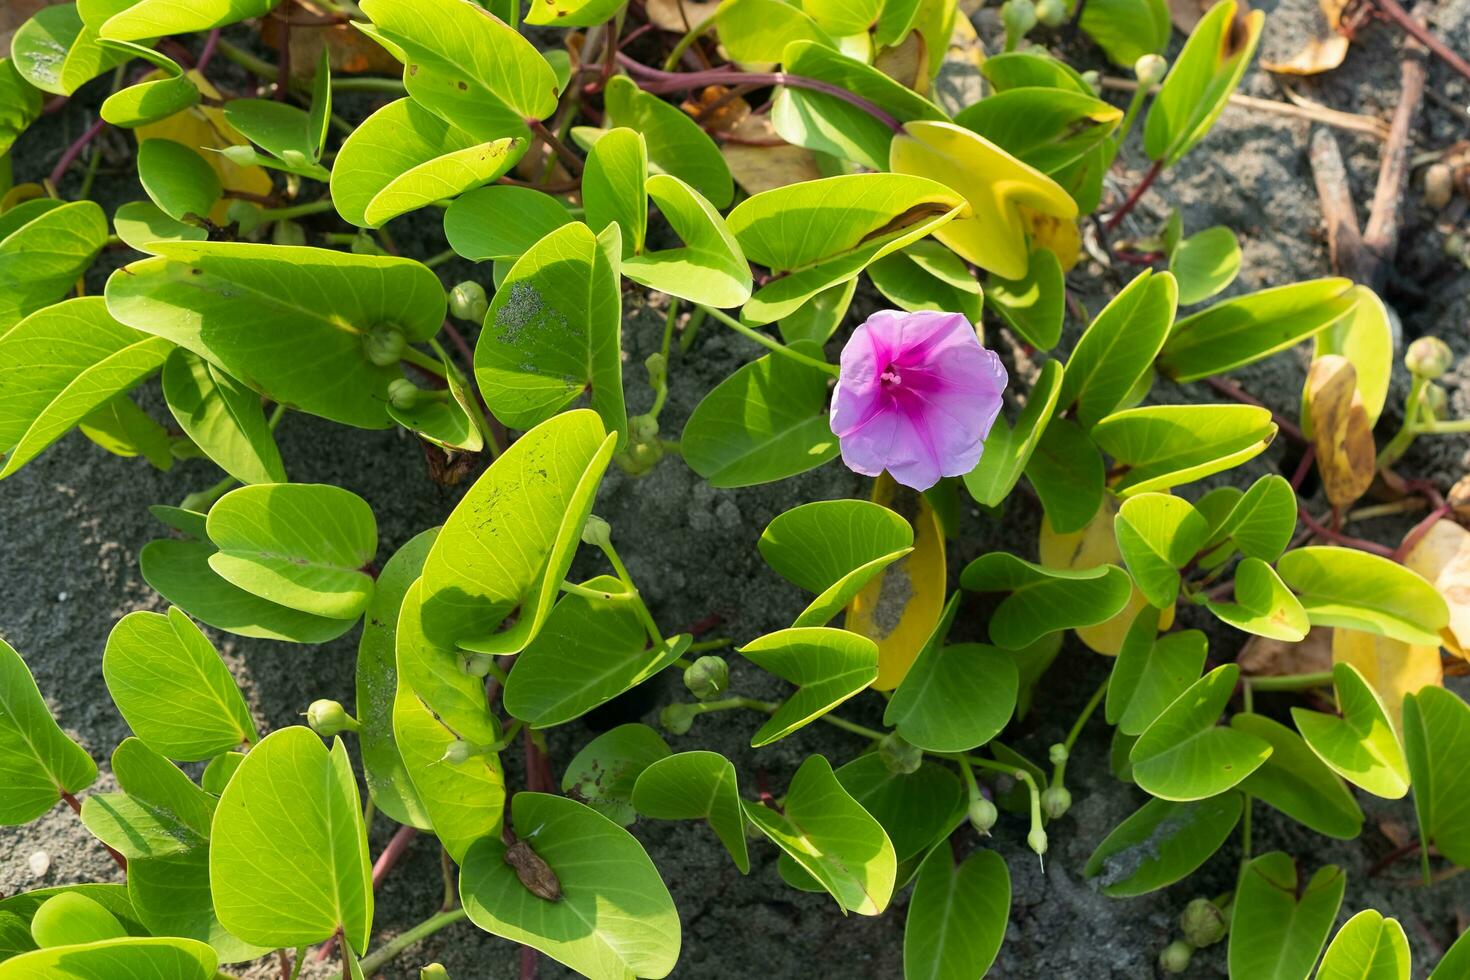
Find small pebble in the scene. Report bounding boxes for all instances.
[28,851,50,878]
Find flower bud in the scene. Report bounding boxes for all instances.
[1134,53,1168,86]
[1048,743,1068,766]
[580,514,612,549]
[304,699,359,736]
[683,655,729,701]
[1035,0,1066,26]
[420,965,451,980]
[1041,785,1072,819]
[450,281,490,323]
[660,703,697,735]
[1406,336,1453,379]
[1080,69,1101,95]
[1002,0,1037,38]
[221,144,259,167]
[1425,162,1455,209]
[440,740,477,765]
[272,219,306,247]
[1180,897,1227,947]
[879,732,924,774]
[968,796,998,835]
[630,413,660,443]
[462,653,496,677]
[280,149,310,170]
[1159,940,1193,974]
[364,324,406,366]
[1422,382,1449,420]
[645,352,667,391]
[388,378,421,410]
[1027,824,1048,858]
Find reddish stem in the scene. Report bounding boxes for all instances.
[1103,159,1164,233]
[1392,503,1451,563]
[1203,375,1308,444]
[48,116,109,188]
[1290,446,1317,492]
[1297,506,1397,557]
[1368,0,1470,82]
[520,945,540,980]
[197,29,221,74]
[372,825,418,890]
[276,0,292,101]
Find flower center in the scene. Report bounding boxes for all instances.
[879,364,903,388]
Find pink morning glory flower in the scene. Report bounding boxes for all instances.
[829,310,1007,492]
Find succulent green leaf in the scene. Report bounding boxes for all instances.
[0,885,143,959]
[1232,714,1363,839]
[985,247,1065,350]
[0,59,42,155]
[27,892,126,947]
[1316,910,1411,980]
[11,3,128,96]
[1092,403,1276,495]
[387,352,484,453]
[1083,794,1242,896]
[624,174,752,309]
[834,753,966,862]
[80,739,212,861]
[1107,613,1207,737]
[1130,665,1272,800]
[1291,662,1409,799]
[959,552,1132,649]
[604,75,732,209]
[715,0,833,63]
[1229,853,1345,980]
[903,846,1009,980]
[955,87,1122,174]
[778,279,856,346]
[560,724,671,827]
[443,185,575,262]
[1276,546,1448,646]
[1023,415,1105,533]
[1060,269,1177,429]
[739,627,879,747]
[77,392,171,469]
[100,69,199,129]
[1113,492,1208,608]
[1078,0,1169,67]
[866,240,983,325]
[1210,474,1297,563]
[0,200,108,332]
[0,937,218,979]
[1205,557,1309,641]
[1402,686,1470,869]
[1431,922,1470,979]
[98,0,275,40]
[525,0,628,27]
[582,127,648,257]
[0,636,97,825]
[162,351,285,486]
[884,642,1018,752]
[963,359,1063,507]
[1170,226,1241,305]
[1312,285,1392,429]
[136,140,220,223]
[112,200,207,254]
[758,499,914,626]
[633,751,749,873]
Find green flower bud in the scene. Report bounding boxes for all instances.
[1041,785,1072,820]
[1180,897,1227,948]
[1035,0,1066,26]
[879,732,924,775]
[280,149,310,170]
[450,281,490,323]
[1406,336,1454,380]
[1422,381,1449,420]
[660,703,697,736]
[1159,940,1193,974]
[630,414,660,443]
[304,699,359,736]
[968,796,998,835]
[645,352,667,390]
[420,964,451,980]
[440,740,476,765]
[388,378,421,410]
[1027,824,1049,858]
[580,514,612,549]
[364,324,407,367]
[462,653,496,678]
[350,230,386,255]
[1048,743,1068,766]
[683,655,729,701]
[221,144,259,167]
[272,219,306,247]
[1134,53,1168,86]
[1002,0,1037,38]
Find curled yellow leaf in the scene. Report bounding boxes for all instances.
[1306,354,1375,509]
[1402,519,1470,658]
[1331,627,1441,733]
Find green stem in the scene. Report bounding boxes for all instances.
[423,247,458,270]
[596,536,665,649]
[359,908,469,976]
[661,11,719,71]
[699,306,840,377]
[488,718,524,752]
[1244,671,1334,692]
[329,76,407,95]
[215,38,281,84]
[181,474,237,512]
[560,580,629,602]
[288,946,307,980]
[686,637,732,653]
[440,845,458,912]
[258,197,337,221]
[1377,375,1426,468]
[1412,417,1470,434]
[679,306,707,353]
[1051,678,1107,790]
[400,345,449,379]
[1112,80,1150,151]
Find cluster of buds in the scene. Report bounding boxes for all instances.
[1159,897,1228,973]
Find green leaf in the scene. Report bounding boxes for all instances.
[459,793,681,979]
[205,483,376,620]
[1078,0,1170,67]
[604,75,732,209]
[1170,226,1241,305]
[210,728,373,952]
[1431,923,1470,980]
[728,172,963,325]
[358,0,556,140]
[392,581,505,860]
[1205,557,1309,641]
[420,409,615,652]
[443,186,575,262]
[137,140,220,222]
[1402,686,1470,868]
[884,642,1018,752]
[758,499,913,627]
[744,755,897,915]
[0,59,43,156]
[985,247,1065,350]
[963,359,1063,507]
[11,3,128,96]
[1107,614,1207,737]
[525,0,627,28]
[1229,853,1345,980]
[80,739,212,861]
[139,539,357,644]
[634,751,749,872]
[126,848,267,964]
[560,724,671,827]
[0,885,143,959]
[1142,0,1264,166]
[715,0,833,63]
[834,753,966,862]
[1276,547,1449,646]
[0,636,97,825]
[0,297,171,481]
[1232,713,1363,839]
[1312,285,1392,428]
[1113,492,1208,608]
[387,352,484,453]
[1209,473,1297,563]
[1060,269,1177,429]
[1316,910,1411,980]
[475,222,626,445]
[739,627,879,747]
[223,98,319,164]
[1092,403,1277,495]
[582,127,648,257]
[97,0,274,40]
[330,98,522,228]
[78,393,172,469]
[779,279,855,346]
[112,200,207,254]
[1130,664,1272,801]
[1291,662,1409,799]
[959,552,1132,649]
[903,846,1009,980]
[1158,278,1358,383]
[867,240,983,325]
[28,892,125,947]
[507,578,690,727]
[100,65,200,130]
[0,200,108,332]
[955,88,1122,174]
[1083,794,1242,896]
[162,350,285,485]
[102,608,256,762]
[0,937,218,979]
[105,242,446,429]
[1023,415,1105,533]
[355,529,434,830]
[681,341,839,487]
[624,174,751,309]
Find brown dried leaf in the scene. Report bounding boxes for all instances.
[1402,518,1470,659]
[644,0,721,32]
[680,85,751,135]
[1239,625,1334,677]
[720,114,822,196]
[1262,0,1350,75]
[503,840,562,902]
[1306,354,1375,509]
[874,31,929,95]
[259,2,401,76]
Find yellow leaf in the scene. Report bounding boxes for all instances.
[1037,495,1174,655]
[889,120,1076,280]
[846,472,946,690]
[1021,207,1081,272]
[1262,0,1350,76]
[1331,627,1441,733]
[136,72,272,225]
[1,183,47,211]
[1402,519,1470,658]
[1305,354,1375,509]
